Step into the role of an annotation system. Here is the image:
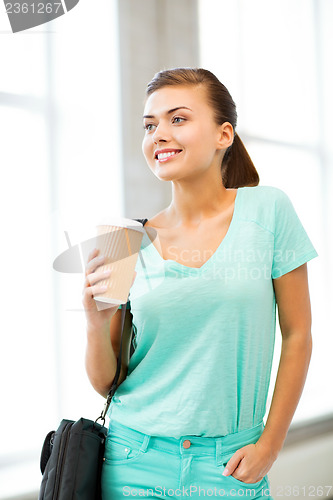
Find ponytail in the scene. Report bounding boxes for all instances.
[221,134,259,189]
[145,68,260,189]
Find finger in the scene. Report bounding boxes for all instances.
[88,248,99,260]
[85,254,105,277]
[85,268,111,288]
[82,281,108,300]
[222,451,243,476]
[86,248,99,268]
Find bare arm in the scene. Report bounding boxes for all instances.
[82,248,136,399]
[257,262,313,457]
[85,307,134,398]
[109,307,135,388]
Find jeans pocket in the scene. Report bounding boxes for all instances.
[103,432,145,465]
[221,463,267,489]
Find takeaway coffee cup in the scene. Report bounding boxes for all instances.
[90,218,145,310]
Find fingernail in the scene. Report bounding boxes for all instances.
[222,468,230,476]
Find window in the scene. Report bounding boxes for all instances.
[0,1,122,497]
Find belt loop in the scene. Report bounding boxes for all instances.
[140,434,150,453]
[216,438,223,466]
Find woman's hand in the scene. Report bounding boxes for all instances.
[222,441,277,483]
[82,248,137,332]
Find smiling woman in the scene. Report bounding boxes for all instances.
[142,68,259,189]
[82,67,318,500]
[142,86,228,183]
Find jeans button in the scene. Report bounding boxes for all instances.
[183,440,191,449]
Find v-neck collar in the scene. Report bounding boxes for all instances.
[143,187,243,274]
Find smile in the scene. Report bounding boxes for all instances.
[155,149,182,162]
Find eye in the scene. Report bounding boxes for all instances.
[172,116,185,124]
[143,123,156,132]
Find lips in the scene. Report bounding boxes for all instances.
[154,149,182,161]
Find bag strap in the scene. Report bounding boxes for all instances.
[97,218,149,424]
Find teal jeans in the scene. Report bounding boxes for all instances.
[101,419,273,499]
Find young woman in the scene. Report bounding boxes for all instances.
[83,68,318,499]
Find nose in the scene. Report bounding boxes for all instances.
[152,122,169,144]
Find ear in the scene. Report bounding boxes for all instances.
[216,122,234,150]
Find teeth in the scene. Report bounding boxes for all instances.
[157,151,179,160]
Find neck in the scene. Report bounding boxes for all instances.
[166,168,235,227]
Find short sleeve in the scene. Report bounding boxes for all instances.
[272,190,318,279]
[118,301,131,310]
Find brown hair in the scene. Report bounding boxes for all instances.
[145,67,259,188]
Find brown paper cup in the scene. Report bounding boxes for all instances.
[92,218,145,310]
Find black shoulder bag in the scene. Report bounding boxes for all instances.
[38,218,148,500]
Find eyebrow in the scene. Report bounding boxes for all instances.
[143,106,192,119]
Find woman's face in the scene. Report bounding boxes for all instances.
[142,85,229,182]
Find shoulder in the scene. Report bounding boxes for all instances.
[144,209,172,230]
[239,185,293,233]
[240,185,289,202]
[240,185,293,213]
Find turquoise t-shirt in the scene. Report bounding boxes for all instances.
[110,186,318,438]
